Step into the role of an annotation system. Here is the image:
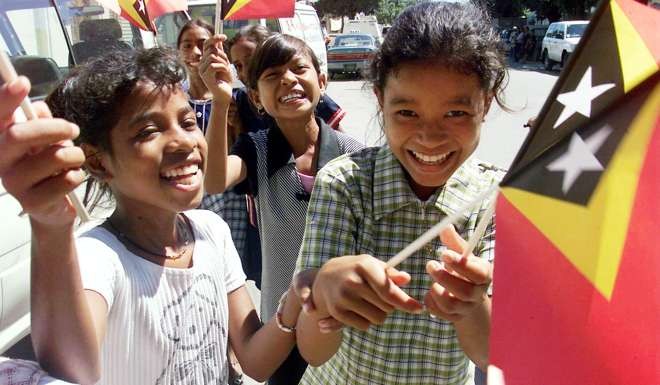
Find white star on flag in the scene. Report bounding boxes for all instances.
[547,125,613,194]
[137,0,146,14]
[553,67,615,129]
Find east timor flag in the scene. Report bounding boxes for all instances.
[220,0,295,20]
[510,0,659,177]
[112,0,186,32]
[489,1,660,383]
[491,70,659,385]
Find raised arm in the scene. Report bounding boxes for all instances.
[0,77,107,384]
[199,35,247,193]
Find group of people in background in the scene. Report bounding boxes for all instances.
[0,2,508,385]
[508,25,535,63]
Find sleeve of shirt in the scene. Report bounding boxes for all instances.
[296,162,358,272]
[76,234,119,312]
[229,133,258,195]
[315,94,346,130]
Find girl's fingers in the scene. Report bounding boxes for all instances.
[424,285,467,322]
[427,261,489,303]
[439,224,468,254]
[317,317,343,333]
[440,250,492,286]
[0,77,30,129]
[17,168,85,216]
[329,308,375,331]
[2,144,85,195]
[356,260,423,313]
[0,119,79,175]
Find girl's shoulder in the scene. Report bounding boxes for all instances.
[317,146,383,183]
[334,130,365,154]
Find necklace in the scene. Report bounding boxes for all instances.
[106,214,192,260]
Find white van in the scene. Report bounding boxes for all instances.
[156,2,329,75]
[344,17,383,44]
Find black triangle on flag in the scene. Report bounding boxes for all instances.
[506,1,627,182]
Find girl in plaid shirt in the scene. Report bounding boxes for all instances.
[295,2,508,384]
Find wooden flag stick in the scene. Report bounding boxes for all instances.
[0,51,91,223]
[461,190,498,260]
[214,1,224,34]
[386,185,499,268]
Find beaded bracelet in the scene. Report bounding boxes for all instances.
[276,291,296,333]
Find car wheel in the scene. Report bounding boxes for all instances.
[542,50,553,71]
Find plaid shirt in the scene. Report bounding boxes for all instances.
[297,146,504,385]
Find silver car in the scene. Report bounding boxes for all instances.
[327,34,378,79]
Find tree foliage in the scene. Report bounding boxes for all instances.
[314,0,379,19]
[375,0,419,25]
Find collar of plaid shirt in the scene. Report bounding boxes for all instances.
[373,146,475,222]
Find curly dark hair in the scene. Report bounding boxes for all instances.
[46,47,187,209]
[47,47,186,152]
[246,33,320,90]
[369,1,508,108]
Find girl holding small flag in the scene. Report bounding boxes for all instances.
[295,2,507,384]
[200,33,364,384]
[1,48,311,385]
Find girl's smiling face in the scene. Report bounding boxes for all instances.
[253,52,326,123]
[377,61,492,200]
[100,83,207,213]
[229,37,257,85]
[178,26,211,73]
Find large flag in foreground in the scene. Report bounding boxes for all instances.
[219,0,295,20]
[96,0,187,32]
[489,0,660,383]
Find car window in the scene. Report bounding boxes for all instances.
[1,0,72,100]
[333,35,373,47]
[566,24,587,38]
[154,11,189,48]
[545,24,556,38]
[184,4,255,40]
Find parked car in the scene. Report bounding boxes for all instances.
[541,20,588,70]
[158,1,329,77]
[327,34,378,79]
[0,0,160,356]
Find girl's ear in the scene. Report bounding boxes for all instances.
[81,143,113,181]
[318,72,328,93]
[483,92,494,117]
[247,89,263,111]
[373,86,384,109]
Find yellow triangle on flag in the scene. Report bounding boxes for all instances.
[119,0,149,30]
[611,0,658,92]
[224,0,253,20]
[501,82,660,300]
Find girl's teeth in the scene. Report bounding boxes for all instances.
[412,151,449,164]
[162,164,199,179]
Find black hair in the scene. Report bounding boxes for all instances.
[369,1,508,108]
[176,19,214,48]
[225,24,272,57]
[246,34,320,90]
[46,47,187,210]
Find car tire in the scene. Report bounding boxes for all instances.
[542,50,553,71]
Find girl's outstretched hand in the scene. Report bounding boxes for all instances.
[425,224,492,322]
[199,34,233,104]
[0,77,86,227]
[311,255,423,331]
